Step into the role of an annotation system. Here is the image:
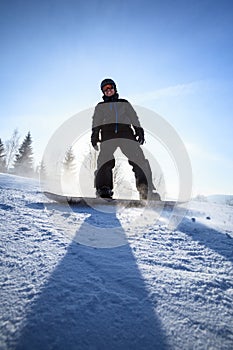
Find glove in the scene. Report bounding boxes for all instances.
[91,128,100,150]
[135,127,145,145]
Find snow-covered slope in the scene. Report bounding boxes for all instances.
[0,173,233,349]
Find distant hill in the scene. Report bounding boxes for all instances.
[207,194,233,205]
[193,194,233,205]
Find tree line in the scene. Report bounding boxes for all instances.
[0,129,78,179]
[0,129,34,177]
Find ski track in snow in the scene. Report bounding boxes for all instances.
[0,173,233,349]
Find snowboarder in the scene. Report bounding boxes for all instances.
[91,78,160,200]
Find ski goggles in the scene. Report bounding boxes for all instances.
[102,84,114,92]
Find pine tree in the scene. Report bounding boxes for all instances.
[14,132,34,176]
[63,147,76,173]
[62,147,77,194]
[0,138,6,173]
[39,160,47,181]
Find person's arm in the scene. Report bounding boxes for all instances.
[91,104,102,150]
[91,127,100,150]
[126,102,145,145]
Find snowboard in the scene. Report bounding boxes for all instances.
[44,191,182,208]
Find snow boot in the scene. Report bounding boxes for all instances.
[148,191,161,201]
[96,186,113,199]
[138,184,161,201]
[138,184,148,200]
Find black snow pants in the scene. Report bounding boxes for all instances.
[94,138,155,193]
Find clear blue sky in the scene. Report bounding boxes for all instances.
[1,0,233,196]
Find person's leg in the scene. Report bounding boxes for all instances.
[95,141,116,197]
[127,159,155,199]
[120,140,157,199]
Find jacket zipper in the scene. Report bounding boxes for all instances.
[110,102,118,133]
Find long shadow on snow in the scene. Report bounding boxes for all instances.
[16,204,169,350]
[178,217,233,263]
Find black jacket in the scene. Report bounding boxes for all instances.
[91,94,143,143]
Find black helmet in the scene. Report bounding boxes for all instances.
[100,78,116,91]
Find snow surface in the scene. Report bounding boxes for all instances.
[0,173,233,350]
